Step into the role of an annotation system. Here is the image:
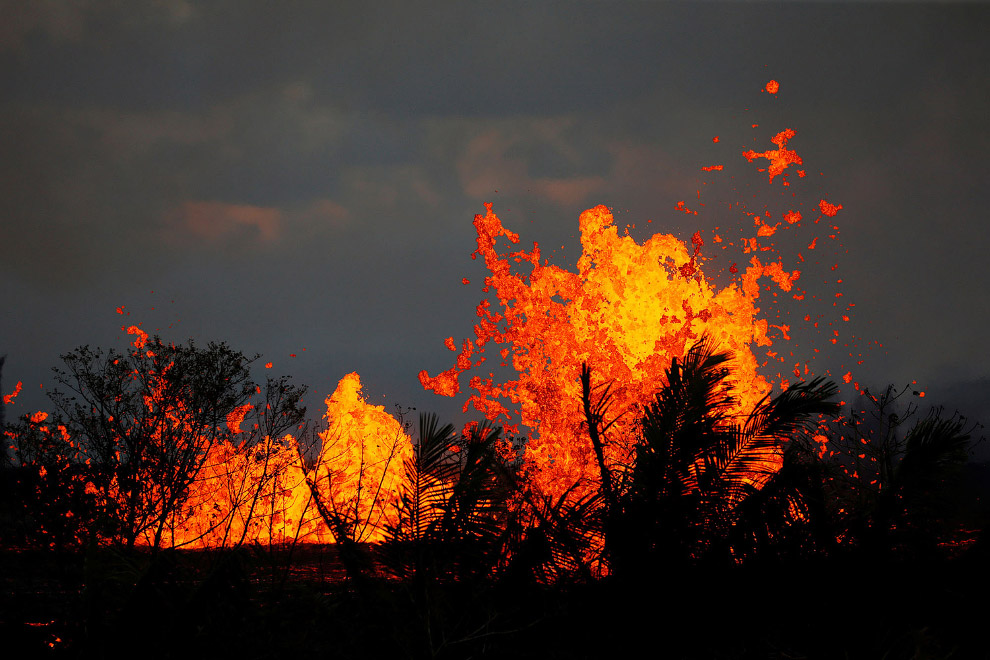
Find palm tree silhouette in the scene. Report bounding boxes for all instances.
[830,387,974,560]
[598,336,840,577]
[384,413,515,582]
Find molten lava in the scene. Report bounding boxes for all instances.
[415,108,856,503]
[9,82,855,551]
[419,200,812,500]
[3,380,22,404]
[146,371,413,548]
[169,432,322,548]
[743,129,802,184]
[309,372,413,543]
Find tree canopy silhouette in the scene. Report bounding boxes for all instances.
[591,336,840,576]
[41,336,305,549]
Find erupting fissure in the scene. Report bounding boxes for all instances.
[418,202,812,500]
[9,81,857,548]
[157,372,412,548]
[418,111,850,501]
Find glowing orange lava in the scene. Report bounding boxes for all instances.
[743,129,803,184]
[3,380,22,404]
[819,199,843,217]
[18,315,418,549]
[150,372,411,548]
[165,432,323,548]
[125,325,149,349]
[420,199,811,500]
[10,80,857,551]
[309,372,413,543]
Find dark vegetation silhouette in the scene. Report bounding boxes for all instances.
[0,355,6,463]
[1,335,987,658]
[589,338,841,579]
[3,338,306,552]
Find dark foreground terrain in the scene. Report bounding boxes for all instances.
[3,540,990,660]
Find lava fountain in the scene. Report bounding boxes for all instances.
[8,80,852,549]
[163,372,412,548]
[420,126,845,502]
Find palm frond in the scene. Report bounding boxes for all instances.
[636,335,738,494]
[726,442,836,560]
[442,421,509,543]
[517,482,604,583]
[384,416,515,581]
[744,377,840,441]
[615,335,841,571]
[893,411,971,496]
[697,427,780,502]
[694,376,838,506]
[387,413,457,544]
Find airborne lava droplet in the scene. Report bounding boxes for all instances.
[742,129,802,184]
[418,366,460,396]
[125,325,148,349]
[226,404,253,434]
[819,199,843,217]
[3,381,22,404]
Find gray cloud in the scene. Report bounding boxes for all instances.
[1,1,988,430]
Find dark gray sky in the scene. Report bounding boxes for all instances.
[2,1,988,442]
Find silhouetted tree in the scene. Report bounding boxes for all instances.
[827,385,976,559]
[375,414,523,657]
[505,481,605,584]
[43,336,305,549]
[595,337,839,577]
[384,414,517,583]
[208,374,310,551]
[4,412,94,548]
[724,435,837,562]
